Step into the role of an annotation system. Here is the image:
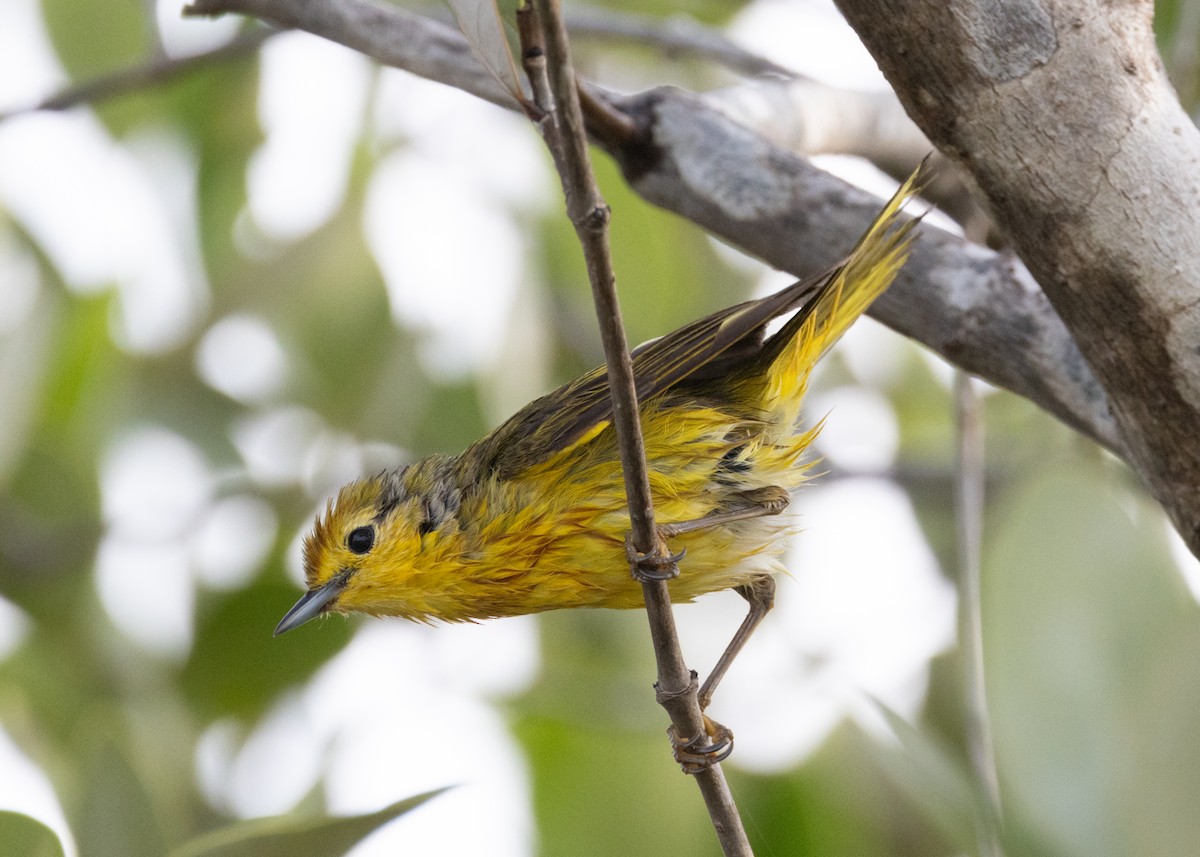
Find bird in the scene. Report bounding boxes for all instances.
[276,166,924,752]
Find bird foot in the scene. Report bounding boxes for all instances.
[625,531,684,582]
[668,716,734,774]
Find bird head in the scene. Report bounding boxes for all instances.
[274,471,430,635]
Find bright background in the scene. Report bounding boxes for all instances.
[2,1,1200,855]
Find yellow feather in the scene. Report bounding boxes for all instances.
[283,165,925,631]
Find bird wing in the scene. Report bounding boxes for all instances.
[476,271,833,481]
[475,160,927,483]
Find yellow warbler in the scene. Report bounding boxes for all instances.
[277,167,923,716]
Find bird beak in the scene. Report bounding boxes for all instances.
[274,575,345,636]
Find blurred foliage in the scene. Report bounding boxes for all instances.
[1,1,1199,857]
[1156,0,1200,112]
[0,810,66,857]
[168,789,448,857]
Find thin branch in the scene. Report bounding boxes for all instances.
[954,373,1004,857]
[185,0,520,110]
[522,2,751,852]
[565,7,796,79]
[0,28,275,121]
[699,78,990,231]
[16,2,958,232]
[704,78,926,172]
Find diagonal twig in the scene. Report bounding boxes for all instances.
[954,372,1004,857]
[565,7,796,79]
[519,1,751,853]
[0,27,276,122]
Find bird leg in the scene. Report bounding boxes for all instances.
[664,573,774,772]
[658,485,790,539]
[633,486,788,706]
[660,573,775,774]
[657,571,777,772]
[698,573,776,710]
[656,672,736,774]
[661,487,787,707]
[628,485,786,771]
[627,485,790,583]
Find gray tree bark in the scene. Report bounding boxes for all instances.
[836,0,1200,553]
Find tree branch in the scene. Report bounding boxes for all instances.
[520,2,751,851]
[180,0,1127,470]
[835,0,1200,555]
[704,78,926,174]
[0,27,275,121]
[604,88,1123,455]
[185,0,519,109]
[954,374,1004,857]
[565,7,796,79]
[700,79,994,232]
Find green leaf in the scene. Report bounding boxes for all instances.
[0,811,66,857]
[39,0,152,131]
[1123,621,1200,854]
[984,462,1192,857]
[513,714,713,857]
[869,703,978,851]
[76,738,168,857]
[168,788,450,857]
[40,0,149,81]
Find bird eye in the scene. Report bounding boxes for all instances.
[346,525,375,554]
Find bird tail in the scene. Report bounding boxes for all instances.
[760,164,926,418]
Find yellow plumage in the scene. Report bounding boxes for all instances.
[279,167,923,641]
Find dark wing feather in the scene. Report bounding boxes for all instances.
[475,268,837,481]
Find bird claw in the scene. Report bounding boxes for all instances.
[668,717,734,774]
[625,532,684,582]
